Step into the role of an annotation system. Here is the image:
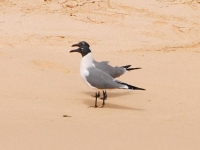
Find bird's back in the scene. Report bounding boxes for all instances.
[93,61,125,78]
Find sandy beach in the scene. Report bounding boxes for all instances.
[0,0,200,149]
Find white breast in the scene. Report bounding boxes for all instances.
[80,53,95,88]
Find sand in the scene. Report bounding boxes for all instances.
[0,0,200,149]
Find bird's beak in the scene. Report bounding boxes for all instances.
[71,43,80,47]
[70,48,81,53]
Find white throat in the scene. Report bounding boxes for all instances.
[80,53,94,70]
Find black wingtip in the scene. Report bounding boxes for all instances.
[132,86,146,90]
[121,65,142,71]
[121,65,131,69]
[116,80,145,91]
[126,84,145,90]
[126,67,142,71]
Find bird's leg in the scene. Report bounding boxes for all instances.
[101,90,107,106]
[94,92,100,107]
[97,91,100,97]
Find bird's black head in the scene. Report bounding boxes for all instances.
[71,41,90,48]
[70,46,91,57]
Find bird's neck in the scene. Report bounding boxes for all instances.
[80,53,94,70]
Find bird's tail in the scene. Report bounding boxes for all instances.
[121,65,141,71]
[116,80,145,90]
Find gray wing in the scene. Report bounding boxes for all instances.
[93,61,125,78]
[86,67,124,89]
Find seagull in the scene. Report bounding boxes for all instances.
[70,46,145,107]
[71,41,141,78]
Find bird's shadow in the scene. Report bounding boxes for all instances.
[83,91,134,98]
[82,91,145,111]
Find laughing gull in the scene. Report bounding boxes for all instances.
[71,41,141,78]
[70,46,145,107]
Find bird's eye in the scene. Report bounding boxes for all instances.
[81,47,84,50]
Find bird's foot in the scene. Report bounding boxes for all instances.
[91,91,100,98]
[88,91,106,108]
